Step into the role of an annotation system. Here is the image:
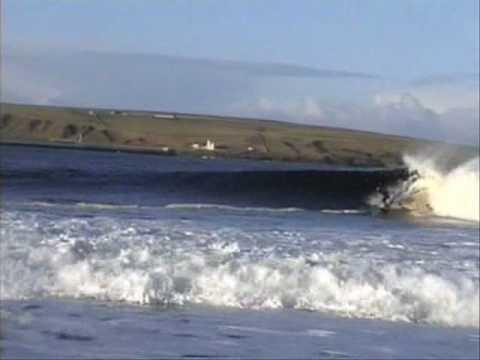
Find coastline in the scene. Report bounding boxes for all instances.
[1,102,476,169]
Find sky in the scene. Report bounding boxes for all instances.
[1,0,479,145]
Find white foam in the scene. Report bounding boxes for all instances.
[404,155,479,222]
[0,235,477,328]
[164,203,304,213]
[1,210,478,328]
[320,209,367,215]
[26,201,141,211]
[369,155,479,222]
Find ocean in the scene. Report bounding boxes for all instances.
[1,144,479,359]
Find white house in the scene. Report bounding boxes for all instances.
[204,139,215,151]
[153,113,175,119]
[191,140,215,151]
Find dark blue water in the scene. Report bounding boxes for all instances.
[1,145,478,359]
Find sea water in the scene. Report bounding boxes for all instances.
[1,145,478,359]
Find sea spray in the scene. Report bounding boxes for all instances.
[403,155,479,222]
[368,155,479,222]
[1,210,478,327]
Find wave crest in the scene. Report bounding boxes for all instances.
[369,155,479,222]
[2,233,477,328]
[404,155,479,222]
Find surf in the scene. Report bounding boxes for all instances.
[369,155,479,222]
[1,207,478,328]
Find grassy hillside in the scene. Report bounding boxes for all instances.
[0,102,475,168]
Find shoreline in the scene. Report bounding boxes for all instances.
[1,102,477,169]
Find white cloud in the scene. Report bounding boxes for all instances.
[228,92,479,146]
[2,47,477,146]
[375,86,478,114]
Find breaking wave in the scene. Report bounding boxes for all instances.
[369,155,479,222]
[1,211,478,328]
[19,201,304,214]
[164,203,304,212]
[2,145,409,210]
[404,156,479,222]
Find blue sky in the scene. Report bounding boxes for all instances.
[2,1,479,144]
[4,0,478,79]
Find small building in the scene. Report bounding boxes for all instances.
[153,113,175,119]
[191,140,215,151]
[204,139,215,151]
[247,146,254,152]
[88,110,95,116]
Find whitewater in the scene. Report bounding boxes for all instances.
[404,155,479,222]
[1,145,479,359]
[368,154,479,223]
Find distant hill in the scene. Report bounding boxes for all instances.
[1,102,476,169]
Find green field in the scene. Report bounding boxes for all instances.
[0,102,476,169]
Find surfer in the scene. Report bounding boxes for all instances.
[380,187,391,206]
[374,169,422,214]
[408,169,420,183]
